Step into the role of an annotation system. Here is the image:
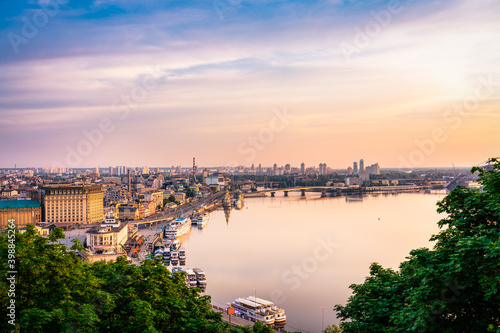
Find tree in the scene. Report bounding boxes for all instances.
[168,195,176,203]
[323,324,342,333]
[70,238,85,251]
[0,225,273,333]
[335,158,500,332]
[185,188,195,198]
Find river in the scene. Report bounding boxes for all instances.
[180,190,447,333]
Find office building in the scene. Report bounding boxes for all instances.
[360,159,364,173]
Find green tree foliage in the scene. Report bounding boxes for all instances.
[184,188,195,198]
[323,323,342,332]
[0,227,274,332]
[335,158,500,332]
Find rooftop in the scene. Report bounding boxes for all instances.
[0,200,40,209]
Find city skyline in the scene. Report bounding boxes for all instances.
[1,0,499,168]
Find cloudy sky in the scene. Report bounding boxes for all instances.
[0,0,499,169]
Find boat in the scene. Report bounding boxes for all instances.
[229,297,276,326]
[171,250,179,265]
[247,296,286,325]
[184,269,198,288]
[170,239,180,250]
[179,247,186,260]
[193,268,207,287]
[192,213,209,226]
[163,248,171,261]
[164,217,191,239]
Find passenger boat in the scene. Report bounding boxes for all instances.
[179,247,186,260]
[184,269,198,288]
[170,250,179,265]
[170,239,180,250]
[163,248,170,261]
[229,297,277,326]
[248,296,286,325]
[192,213,209,226]
[164,217,191,239]
[193,268,207,287]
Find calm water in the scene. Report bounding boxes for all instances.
[179,191,446,333]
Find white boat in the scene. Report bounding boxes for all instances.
[164,217,191,239]
[192,213,209,226]
[163,248,170,260]
[193,268,207,287]
[179,247,186,260]
[170,239,180,250]
[247,296,286,325]
[230,297,276,326]
[184,269,198,288]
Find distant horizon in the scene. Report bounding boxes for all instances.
[0,163,479,171]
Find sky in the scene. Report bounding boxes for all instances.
[0,0,499,169]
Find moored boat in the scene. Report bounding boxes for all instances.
[193,268,207,287]
[230,297,276,326]
[247,296,286,325]
[164,217,191,239]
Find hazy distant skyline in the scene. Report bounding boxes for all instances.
[1,0,499,169]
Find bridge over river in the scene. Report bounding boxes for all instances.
[245,185,436,198]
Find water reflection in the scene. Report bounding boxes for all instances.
[181,191,446,332]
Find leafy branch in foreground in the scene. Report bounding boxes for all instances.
[335,158,500,333]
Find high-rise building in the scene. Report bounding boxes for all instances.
[301,163,305,175]
[353,162,358,174]
[360,159,364,173]
[285,164,291,175]
[366,163,381,175]
[273,164,277,173]
[128,170,131,193]
[109,166,113,175]
[319,163,327,175]
[41,184,104,224]
[347,166,353,175]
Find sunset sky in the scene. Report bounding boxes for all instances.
[1,0,499,169]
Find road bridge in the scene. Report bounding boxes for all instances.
[246,186,348,198]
